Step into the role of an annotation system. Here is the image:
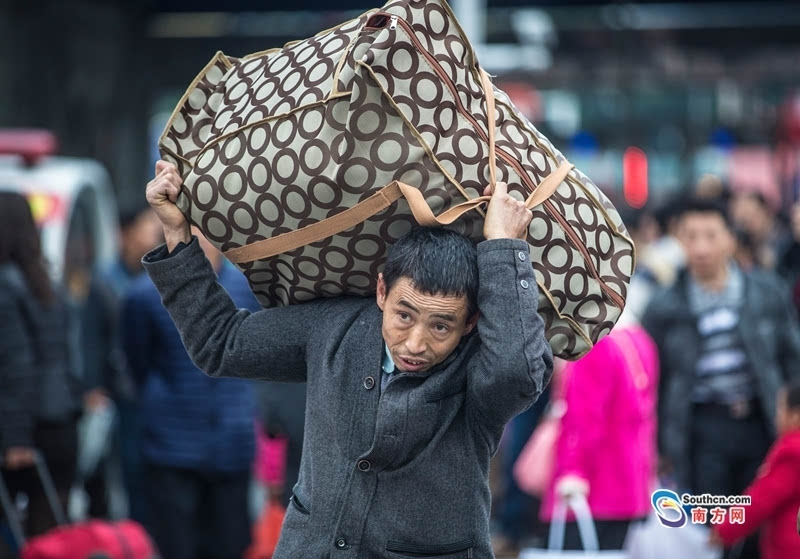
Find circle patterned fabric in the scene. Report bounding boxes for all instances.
[158,0,634,360]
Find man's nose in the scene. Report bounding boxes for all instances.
[405,326,427,355]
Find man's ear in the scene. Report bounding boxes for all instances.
[376,272,387,311]
[463,311,479,336]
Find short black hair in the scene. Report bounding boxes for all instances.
[784,378,800,411]
[383,227,479,317]
[679,197,733,230]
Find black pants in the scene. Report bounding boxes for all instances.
[555,517,642,551]
[0,420,77,557]
[691,403,772,559]
[145,464,251,559]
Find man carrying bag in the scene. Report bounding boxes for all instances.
[142,161,554,558]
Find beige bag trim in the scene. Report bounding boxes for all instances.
[158,50,235,163]
[356,61,477,212]
[189,92,351,166]
[160,144,193,170]
[494,97,636,270]
[222,163,571,264]
[240,47,281,62]
[159,9,377,171]
[480,68,498,187]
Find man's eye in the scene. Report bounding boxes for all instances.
[434,324,448,333]
[399,312,410,321]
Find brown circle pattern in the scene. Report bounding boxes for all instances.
[158,0,634,361]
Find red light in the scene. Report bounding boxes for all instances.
[0,129,58,165]
[623,147,648,209]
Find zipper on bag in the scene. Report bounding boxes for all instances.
[365,12,625,309]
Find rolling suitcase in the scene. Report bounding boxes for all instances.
[0,452,157,559]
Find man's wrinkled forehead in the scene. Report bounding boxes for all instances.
[389,277,468,319]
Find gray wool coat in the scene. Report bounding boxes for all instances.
[143,236,553,559]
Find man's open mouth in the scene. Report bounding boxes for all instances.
[397,356,428,371]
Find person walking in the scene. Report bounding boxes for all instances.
[540,318,659,550]
[643,197,800,559]
[140,160,554,558]
[711,378,800,559]
[121,227,260,559]
[0,192,82,554]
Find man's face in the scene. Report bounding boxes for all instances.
[678,212,735,281]
[376,274,478,373]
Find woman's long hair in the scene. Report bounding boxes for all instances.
[0,191,54,305]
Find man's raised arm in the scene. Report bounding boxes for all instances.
[466,182,554,454]
[142,160,327,382]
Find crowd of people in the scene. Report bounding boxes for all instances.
[493,187,800,559]
[1,176,800,559]
[0,192,299,558]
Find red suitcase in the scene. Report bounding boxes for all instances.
[0,452,158,559]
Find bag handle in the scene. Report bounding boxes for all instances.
[223,67,573,264]
[479,68,498,188]
[223,162,572,264]
[548,494,600,553]
[0,451,68,549]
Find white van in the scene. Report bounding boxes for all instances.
[0,130,119,284]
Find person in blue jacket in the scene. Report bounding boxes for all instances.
[121,228,260,559]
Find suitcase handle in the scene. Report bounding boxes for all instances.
[0,450,69,548]
[223,161,573,264]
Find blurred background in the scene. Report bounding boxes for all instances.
[3,0,800,214]
[1,0,800,558]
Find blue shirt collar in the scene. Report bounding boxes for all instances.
[382,343,396,374]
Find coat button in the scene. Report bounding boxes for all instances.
[518,251,526,261]
[520,279,529,289]
[357,459,371,472]
[336,538,347,549]
[364,376,375,390]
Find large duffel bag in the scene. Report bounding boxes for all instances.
[158,0,634,360]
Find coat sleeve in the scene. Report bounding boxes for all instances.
[0,292,37,450]
[466,238,554,454]
[142,238,333,382]
[713,451,797,546]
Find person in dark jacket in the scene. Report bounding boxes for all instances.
[0,192,82,553]
[643,197,800,559]
[121,227,260,559]
[778,202,800,316]
[141,160,553,559]
[103,206,163,524]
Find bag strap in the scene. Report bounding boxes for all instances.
[479,68,498,188]
[223,162,572,264]
[548,494,600,553]
[0,464,26,549]
[223,67,573,264]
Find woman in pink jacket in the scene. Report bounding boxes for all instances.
[540,321,659,550]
